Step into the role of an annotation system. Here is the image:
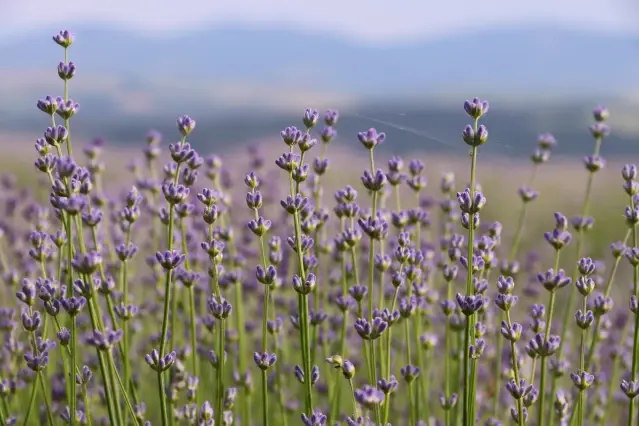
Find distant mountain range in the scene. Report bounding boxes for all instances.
[0,25,637,158]
[1,25,637,97]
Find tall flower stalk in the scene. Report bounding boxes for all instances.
[459,97,489,425]
[246,171,277,426]
[536,213,572,426]
[554,107,609,386]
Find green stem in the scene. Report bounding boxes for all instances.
[505,311,525,425]
[629,199,639,426]
[463,141,478,426]
[82,384,93,426]
[158,371,168,426]
[290,159,314,415]
[584,230,630,370]
[121,228,132,423]
[538,250,561,426]
[22,378,38,426]
[405,315,415,425]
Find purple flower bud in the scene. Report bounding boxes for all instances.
[155,250,186,271]
[24,351,49,372]
[518,186,539,203]
[37,96,62,115]
[537,269,571,292]
[61,296,86,317]
[303,108,319,129]
[87,328,123,351]
[456,188,486,214]
[462,124,488,147]
[530,332,561,357]
[357,128,386,150]
[510,406,528,424]
[56,99,79,120]
[299,133,317,153]
[575,309,594,329]
[361,169,387,192]
[177,115,196,137]
[583,155,606,173]
[354,385,385,409]
[621,380,639,399]
[531,148,551,164]
[537,133,557,150]
[591,294,613,316]
[145,349,177,372]
[52,30,74,48]
[626,248,639,267]
[593,105,609,122]
[247,216,271,237]
[469,338,486,359]
[495,293,518,312]
[253,351,277,371]
[255,265,277,285]
[500,321,522,342]
[575,276,595,297]
[400,364,420,383]
[570,370,595,390]
[162,182,190,205]
[44,125,69,146]
[589,122,610,139]
[21,310,41,332]
[292,273,316,295]
[439,393,458,410]
[208,295,232,320]
[463,97,489,119]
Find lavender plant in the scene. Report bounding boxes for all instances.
[2,30,639,426]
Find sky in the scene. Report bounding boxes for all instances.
[2,0,638,44]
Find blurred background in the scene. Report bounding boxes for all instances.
[0,0,637,158]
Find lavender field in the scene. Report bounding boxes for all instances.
[1,30,638,426]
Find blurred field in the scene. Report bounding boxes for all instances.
[0,125,634,424]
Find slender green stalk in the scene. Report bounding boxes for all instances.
[289,148,313,415]
[577,292,588,426]
[365,144,380,397]
[211,175,252,426]
[158,371,168,426]
[70,313,79,416]
[584,229,630,370]
[601,320,630,425]
[538,250,561,426]
[370,339,382,425]
[504,310,525,425]
[556,136,602,372]
[63,46,73,157]
[330,218,350,423]
[177,217,199,397]
[22,376,38,426]
[423,348,432,422]
[444,282,453,426]
[207,250,226,426]
[491,165,537,418]
[405,313,415,425]
[348,378,361,420]
[463,140,479,426]
[216,316,226,426]
[64,214,77,426]
[252,190,271,426]
[121,227,133,423]
[274,336,289,426]
[82,384,93,426]
[0,397,5,426]
[628,197,639,426]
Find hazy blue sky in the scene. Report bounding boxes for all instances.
[2,0,638,43]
